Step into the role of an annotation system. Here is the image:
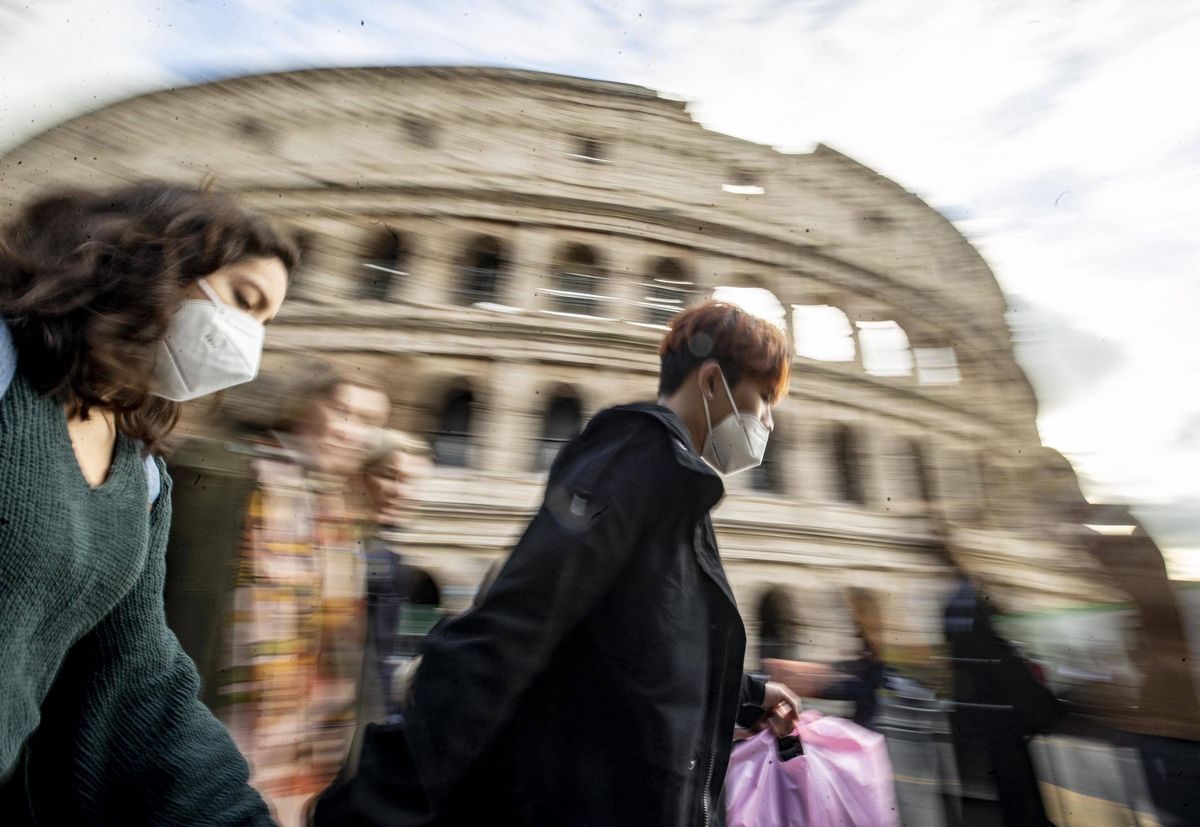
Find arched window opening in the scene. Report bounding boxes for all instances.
[914,346,961,385]
[550,243,605,317]
[432,385,475,468]
[758,588,797,663]
[642,258,693,327]
[833,424,865,504]
[568,136,608,163]
[405,568,441,607]
[401,115,439,149]
[712,285,787,331]
[722,168,766,196]
[458,236,507,307]
[536,393,582,472]
[395,566,442,652]
[857,320,914,377]
[792,305,856,362]
[359,226,409,301]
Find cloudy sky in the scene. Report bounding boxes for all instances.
[2,0,1197,572]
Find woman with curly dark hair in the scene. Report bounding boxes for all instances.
[0,181,296,824]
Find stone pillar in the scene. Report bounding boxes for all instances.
[476,362,542,474]
[694,253,737,296]
[407,223,458,306]
[858,424,891,513]
[604,246,646,322]
[503,227,558,312]
[794,416,833,503]
[304,220,367,302]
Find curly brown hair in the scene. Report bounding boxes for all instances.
[0,181,298,450]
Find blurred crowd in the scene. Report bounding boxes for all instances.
[162,360,439,822]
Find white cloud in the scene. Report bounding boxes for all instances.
[0,0,178,152]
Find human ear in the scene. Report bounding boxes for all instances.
[697,361,719,400]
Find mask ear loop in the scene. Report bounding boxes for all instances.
[717,368,756,455]
[700,371,722,468]
[195,277,224,307]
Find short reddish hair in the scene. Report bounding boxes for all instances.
[658,300,790,402]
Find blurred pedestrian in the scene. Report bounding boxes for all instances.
[0,181,294,823]
[356,430,435,721]
[316,300,803,826]
[942,557,1058,827]
[758,589,883,727]
[824,587,888,728]
[164,359,389,824]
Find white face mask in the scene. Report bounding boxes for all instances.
[700,368,770,476]
[150,278,265,402]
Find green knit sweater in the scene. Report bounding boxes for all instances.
[0,370,272,824]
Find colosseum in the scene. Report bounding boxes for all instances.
[2,66,1192,723]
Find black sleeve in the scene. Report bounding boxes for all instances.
[736,672,769,728]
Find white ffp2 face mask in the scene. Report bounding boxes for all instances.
[700,368,770,476]
[150,278,265,402]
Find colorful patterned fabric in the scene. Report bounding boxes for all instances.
[217,454,366,811]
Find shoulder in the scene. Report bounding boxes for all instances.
[0,315,15,397]
[550,406,710,513]
[556,408,674,486]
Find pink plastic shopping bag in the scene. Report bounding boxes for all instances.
[725,710,900,827]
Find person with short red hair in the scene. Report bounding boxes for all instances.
[317,300,799,826]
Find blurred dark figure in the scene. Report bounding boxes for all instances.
[1078,508,1200,826]
[943,569,1058,827]
[760,588,884,728]
[356,430,435,721]
[164,361,388,824]
[316,300,802,826]
[822,588,887,729]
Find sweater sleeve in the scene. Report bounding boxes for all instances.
[24,462,273,825]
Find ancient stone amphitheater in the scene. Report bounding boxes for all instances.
[2,67,1161,692]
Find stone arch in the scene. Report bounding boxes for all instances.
[358,225,411,301]
[792,303,857,362]
[535,385,583,472]
[549,242,607,316]
[430,379,478,468]
[458,234,509,307]
[640,256,694,326]
[758,586,799,663]
[711,283,788,332]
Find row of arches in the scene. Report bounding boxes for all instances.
[349,228,696,327]
[344,228,965,389]
[427,380,951,511]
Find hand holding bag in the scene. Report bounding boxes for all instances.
[725,709,900,827]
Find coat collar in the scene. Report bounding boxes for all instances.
[591,402,725,511]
